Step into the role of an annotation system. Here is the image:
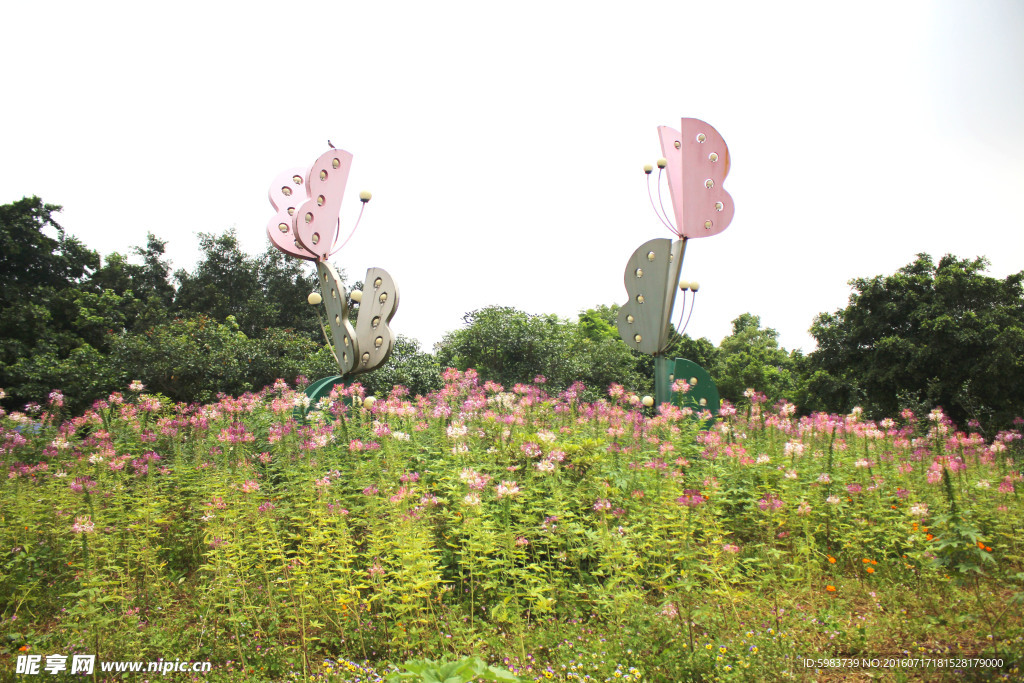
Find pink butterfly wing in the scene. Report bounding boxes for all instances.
[267,167,318,261]
[658,118,735,239]
[293,149,353,261]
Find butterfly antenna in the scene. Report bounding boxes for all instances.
[674,289,688,333]
[680,290,697,336]
[329,193,371,257]
[314,305,342,367]
[656,167,679,238]
[646,169,676,234]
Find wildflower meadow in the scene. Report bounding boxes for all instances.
[1,372,1022,682]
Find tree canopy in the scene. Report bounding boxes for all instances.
[806,253,1024,430]
[3,196,1023,431]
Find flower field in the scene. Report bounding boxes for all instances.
[1,372,1022,682]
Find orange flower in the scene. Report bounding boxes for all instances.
[985,546,992,552]
[862,558,870,564]
[866,567,875,574]
[871,560,877,565]
[828,555,836,564]
[18,645,29,652]
[891,505,897,509]
[826,585,836,592]
[926,534,934,541]
[978,541,985,550]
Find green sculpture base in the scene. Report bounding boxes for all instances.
[659,358,720,430]
[293,375,349,421]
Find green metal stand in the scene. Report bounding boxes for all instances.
[658,358,720,430]
[654,355,673,409]
[292,375,348,421]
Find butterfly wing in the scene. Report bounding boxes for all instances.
[294,149,353,260]
[316,261,358,375]
[616,238,684,355]
[267,167,319,261]
[658,118,735,239]
[352,267,399,374]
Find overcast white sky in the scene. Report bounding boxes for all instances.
[3,1,1022,356]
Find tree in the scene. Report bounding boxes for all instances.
[435,305,656,399]
[0,197,97,306]
[712,313,802,405]
[805,253,1024,430]
[174,228,322,340]
[577,304,717,399]
[111,315,336,404]
[0,198,116,412]
[436,307,583,390]
[358,335,443,398]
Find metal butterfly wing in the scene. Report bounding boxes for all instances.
[267,146,398,378]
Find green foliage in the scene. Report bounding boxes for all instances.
[358,335,443,398]
[711,313,802,405]
[173,228,323,340]
[806,253,1024,430]
[0,198,120,412]
[1,373,1022,680]
[88,233,177,333]
[0,196,98,304]
[111,315,336,403]
[436,307,578,389]
[436,305,650,399]
[387,656,522,683]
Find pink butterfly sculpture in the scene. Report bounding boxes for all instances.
[657,118,735,238]
[618,118,735,356]
[266,147,397,376]
[267,149,353,261]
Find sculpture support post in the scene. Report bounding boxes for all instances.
[655,354,672,409]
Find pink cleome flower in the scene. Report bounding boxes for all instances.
[496,481,521,499]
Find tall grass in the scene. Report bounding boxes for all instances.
[1,375,1021,681]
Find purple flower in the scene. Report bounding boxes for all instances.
[71,515,95,534]
[676,490,705,507]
